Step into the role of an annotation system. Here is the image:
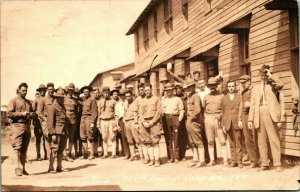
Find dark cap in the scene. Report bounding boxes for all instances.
[238,75,251,83]
[110,88,119,95]
[54,87,65,98]
[67,83,75,90]
[80,85,93,93]
[47,82,54,88]
[102,86,110,93]
[164,83,174,91]
[260,64,271,74]
[36,84,47,92]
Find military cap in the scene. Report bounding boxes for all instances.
[102,86,110,93]
[47,82,54,88]
[183,78,195,89]
[207,77,218,85]
[80,85,93,93]
[54,87,65,98]
[36,84,47,92]
[238,75,251,83]
[164,83,174,91]
[67,83,75,90]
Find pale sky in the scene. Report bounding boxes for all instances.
[1,0,149,105]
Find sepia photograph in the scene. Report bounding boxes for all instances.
[1,0,299,191]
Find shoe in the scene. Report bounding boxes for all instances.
[188,161,198,168]
[207,161,215,166]
[79,155,88,160]
[15,168,22,176]
[148,160,155,166]
[195,162,206,168]
[129,156,136,161]
[154,160,160,167]
[230,162,238,167]
[44,156,48,160]
[94,153,99,158]
[56,167,69,172]
[48,169,57,174]
[123,155,130,160]
[276,166,283,172]
[223,161,229,166]
[238,163,243,168]
[174,159,179,164]
[88,155,95,160]
[143,159,149,164]
[257,166,269,172]
[101,155,108,159]
[249,162,258,168]
[110,155,116,159]
[22,169,29,175]
[65,156,74,162]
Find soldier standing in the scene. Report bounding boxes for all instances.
[32,84,47,161]
[93,87,103,157]
[162,83,185,164]
[79,85,98,160]
[74,88,83,157]
[238,75,259,168]
[7,83,35,176]
[139,83,162,167]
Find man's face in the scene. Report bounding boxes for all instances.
[241,80,251,89]
[125,93,132,102]
[112,92,119,100]
[40,89,46,97]
[83,89,90,97]
[47,86,54,96]
[67,89,74,96]
[57,97,64,104]
[166,89,173,97]
[19,86,28,98]
[93,90,100,100]
[260,72,268,82]
[145,86,152,97]
[194,73,200,81]
[139,87,145,97]
[176,87,182,95]
[184,86,194,96]
[103,91,110,99]
[198,80,205,90]
[227,82,236,93]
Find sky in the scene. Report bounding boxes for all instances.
[1,0,149,105]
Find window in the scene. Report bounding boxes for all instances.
[136,31,139,54]
[143,21,149,50]
[238,29,251,76]
[164,0,173,34]
[206,59,219,80]
[182,0,188,29]
[154,11,158,41]
[289,9,299,84]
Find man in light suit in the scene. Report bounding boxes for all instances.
[222,80,242,168]
[248,64,284,172]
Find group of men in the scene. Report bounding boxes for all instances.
[7,64,285,176]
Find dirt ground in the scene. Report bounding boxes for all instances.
[1,128,299,191]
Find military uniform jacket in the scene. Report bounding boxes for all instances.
[37,95,55,122]
[81,96,98,124]
[47,102,66,135]
[186,92,201,121]
[64,95,78,124]
[7,95,33,124]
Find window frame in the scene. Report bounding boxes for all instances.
[143,21,149,50]
[164,0,173,34]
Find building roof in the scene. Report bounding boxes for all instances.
[126,0,160,35]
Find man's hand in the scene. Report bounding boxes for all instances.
[248,121,253,130]
[238,121,243,129]
[90,123,94,128]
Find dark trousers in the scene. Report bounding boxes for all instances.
[74,120,83,156]
[118,119,130,156]
[34,121,47,159]
[200,113,210,163]
[242,113,258,162]
[227,124,243,164]
[49,134,67,170]
[162,116,171,159]
[165,115,180,160]
[178,118,188,160]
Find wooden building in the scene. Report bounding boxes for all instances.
[89,62,135,91]
[125,0,299,156]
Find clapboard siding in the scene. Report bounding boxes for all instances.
[129,0,299,156]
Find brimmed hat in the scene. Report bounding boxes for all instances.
[67,83,75,90]
[80,85,93,93]
[36,84,47,92]
[238,75,251,83]
[110,88,119,95]
[54,87,65,98]
[183,78,195,89]
[174,82,183,88]
[215,74,223,83]
[164,83,174,91]
[207,77,218,85]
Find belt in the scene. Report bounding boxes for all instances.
[124,118,134,121]
[101,117,115,121]
[165,114,179,117]
[82,113,92,116]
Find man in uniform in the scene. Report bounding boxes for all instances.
[32,84,47,161]
[203,77,228,166]
[74,88,83,157]
[79,85,98,160]
[47,88,69,173]
[99,86,118,158]
[183,79,205,168]
[139,83,162,167]
[222,80,243,168]
[37,82,56,162]
[238,75,259,168]
[93,87,102,157]
[64,83,78,161]
[7,83,35,176]
[248,65,284,172]
[162,83,184,164]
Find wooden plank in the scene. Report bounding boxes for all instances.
[281,148,300,157]
[281,129,300,137]
[281,142,300,151]
[251,12,288,33]
[281,136,300,143]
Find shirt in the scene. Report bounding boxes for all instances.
[115,100,125,119]
[81,95,98,124]
[203,94,223,115]
[7,95,33,123]
[99,98,117,120]
[196,86,211,104]
[186,93,201,120]
[37,94,55,122]
[123,100,136,121]
[47,101,66,135]
[141,95,162,124]
[64,95,78,124]
[162,96,184,115]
